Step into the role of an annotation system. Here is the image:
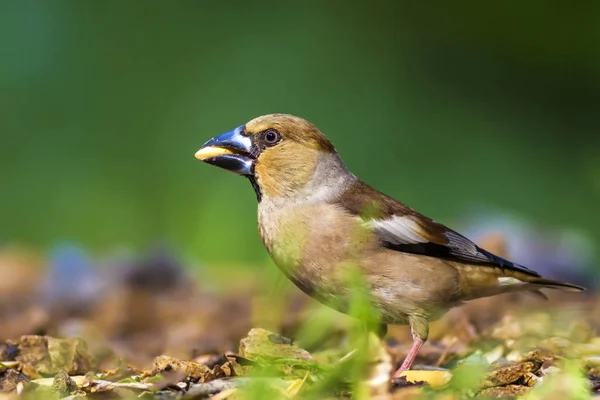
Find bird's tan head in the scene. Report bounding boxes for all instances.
[195,114,337,200]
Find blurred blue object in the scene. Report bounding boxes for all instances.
[41,242,104,313]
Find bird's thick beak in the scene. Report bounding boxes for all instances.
[194,126,255,176]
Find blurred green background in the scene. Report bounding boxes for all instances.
[1,1,599,267]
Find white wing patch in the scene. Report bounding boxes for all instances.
[367,216,429,245]
[498,277,525,286]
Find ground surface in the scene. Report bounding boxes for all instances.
[0,247,599,399]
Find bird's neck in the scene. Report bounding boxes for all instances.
[257,152,356,259]
[258,152,356,211]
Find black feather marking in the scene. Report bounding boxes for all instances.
[383,239,540,277]
[247,176,262,202]
[475,247,538,275]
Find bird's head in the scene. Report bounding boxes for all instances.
[196,114,348,201]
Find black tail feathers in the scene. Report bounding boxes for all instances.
[531,278,585,292]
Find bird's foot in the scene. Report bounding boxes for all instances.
[391,336,425,378]
[392,366,408,379]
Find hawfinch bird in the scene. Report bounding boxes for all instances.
[195,114,584,377]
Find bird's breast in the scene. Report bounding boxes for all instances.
[257,201,376,306]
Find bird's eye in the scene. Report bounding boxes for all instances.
[264,129,281,146]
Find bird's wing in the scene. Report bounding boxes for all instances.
[335,180,539,276]
[365,213,538,274]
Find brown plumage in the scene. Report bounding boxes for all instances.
[195,113,584,377]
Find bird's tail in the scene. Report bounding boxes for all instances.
[529,278,585,292]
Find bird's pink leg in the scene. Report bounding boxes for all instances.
[392,336,425,378]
